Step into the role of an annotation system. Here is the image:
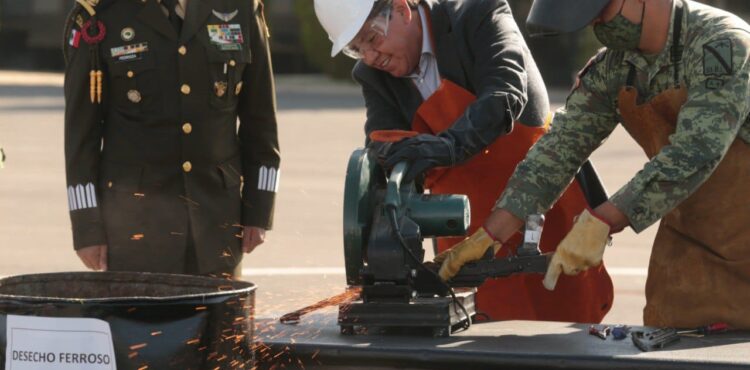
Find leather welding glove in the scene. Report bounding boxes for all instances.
[543,209,611,290]
[434,227,502,281]
[366,130,419,169]
[382,134,456,183]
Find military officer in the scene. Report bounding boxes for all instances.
[439,0,750,329]
[63,0,279,276]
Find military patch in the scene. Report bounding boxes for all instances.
[705,78,725,90]
[207,24,244,51]
[212,9,239,22]
[703,39,733,76]
[68,29,81,48]
[110,42,149,62]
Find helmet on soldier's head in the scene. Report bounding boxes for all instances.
[526,0,611,37]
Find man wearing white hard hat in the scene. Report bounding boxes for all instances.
[314,0,614,323]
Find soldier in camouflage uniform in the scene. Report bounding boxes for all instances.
[437,0,750,329]
[63,0,279,276]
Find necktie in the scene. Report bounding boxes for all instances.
[162,0,183,33]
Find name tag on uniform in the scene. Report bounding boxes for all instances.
[207,24,244,51]
[110,42,149,62]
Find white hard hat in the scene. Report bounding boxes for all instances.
[314,0,376,57]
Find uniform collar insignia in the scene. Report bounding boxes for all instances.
[212,9,238,22]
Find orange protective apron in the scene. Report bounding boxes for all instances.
[376,80,614,323]
[619,79,750,330]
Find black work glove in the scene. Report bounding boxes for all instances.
[382,134,456,183]
[366,140,391,168]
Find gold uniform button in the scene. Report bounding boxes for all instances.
[178,45,187,55]
[235,81,243,95]
[182,161,192,173]
[107,181,113,188]
[181,84,191,95]
[229,59,236,67]
[127,71,134,78]
[182,123,192,134]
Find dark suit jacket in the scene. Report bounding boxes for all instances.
[353,0,550,162]
[63,0,279,274]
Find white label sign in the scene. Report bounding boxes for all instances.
[5,315,116,370]
[524,229,541,244]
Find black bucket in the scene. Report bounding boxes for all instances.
[0,272,255,369]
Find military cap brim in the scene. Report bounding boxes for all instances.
[526,0,611,37]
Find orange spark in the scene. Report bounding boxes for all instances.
[129,343,147,351]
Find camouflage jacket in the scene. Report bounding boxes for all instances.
[496,0,750,232]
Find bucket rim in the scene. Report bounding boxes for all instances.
[0,271,256,304]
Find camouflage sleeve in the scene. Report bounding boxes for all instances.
[610,31,750,232]
[495,52,619,219]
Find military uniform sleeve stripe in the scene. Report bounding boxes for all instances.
[267,168,277,192]
[256,166,279,193]
[76,185,85,209]
[86,183,97,207]
[274,170,281,192]
[68,182,98,211]
[258,166,268,191]
[68,187,78,211]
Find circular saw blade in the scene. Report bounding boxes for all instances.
[342,149,383,286]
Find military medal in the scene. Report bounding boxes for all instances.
[111,42,149,62]
[207,24,244,51]
[121,27,135,41]
[127,90,142,103]
[214,81,228,97]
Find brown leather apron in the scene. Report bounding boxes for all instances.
[373,79,614,323]
[617,2,750,329]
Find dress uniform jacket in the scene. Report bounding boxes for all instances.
[63,0,279,274]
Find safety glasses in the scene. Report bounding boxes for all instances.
[342,6,392,59]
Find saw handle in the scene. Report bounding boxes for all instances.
[446,253,552,287]
[385,162,409,210]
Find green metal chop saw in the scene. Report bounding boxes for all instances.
[340,149,552,337]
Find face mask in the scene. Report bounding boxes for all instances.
[593,1,644,51]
